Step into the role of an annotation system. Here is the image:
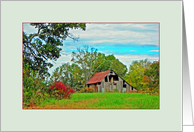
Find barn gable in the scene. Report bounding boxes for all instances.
[86,69,136,92]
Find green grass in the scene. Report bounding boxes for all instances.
[37,93,159,109]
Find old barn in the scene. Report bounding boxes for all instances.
[86,69,136,93]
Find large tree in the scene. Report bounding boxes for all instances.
[124,59,152,91]
[71,46,98,83]
[93,54,127,77]
[144,61,159,93]
[23,23,86,78]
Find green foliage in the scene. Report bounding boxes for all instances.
[144,61,159,95]
[23,63,50,106]
[124,59,152,91]
[50,63,84,90]
[124,59,159,95]
[93,54,127,77]
[23,23,86,78]
[71,46,98,83]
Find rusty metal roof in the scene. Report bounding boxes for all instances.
[86,70,110,84]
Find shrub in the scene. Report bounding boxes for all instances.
[147,86,159,95]
[49,81,74,99]
[23,64,50,107]
[79,88,85,93]
[86,87,94,93]
[79,87,94,93]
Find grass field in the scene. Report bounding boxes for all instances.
[23,93,159,109]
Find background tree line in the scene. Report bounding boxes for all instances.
[50,45,128,91]
[124,60,159,94]
[50,46,159,94]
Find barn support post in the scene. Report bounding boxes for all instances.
[107,75,110,91]
[121,81,123,93]
[101,82,104,92]
[111,76,113,92]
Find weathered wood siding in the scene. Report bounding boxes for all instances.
[97,85,101,92]
[116,81,122,92]
[87,70,136,93]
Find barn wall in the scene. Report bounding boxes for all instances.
[113,85,117,91]
[116,81,123,92]
[104,82,110,91]
[97,85,101,92]
[126,84,130,92]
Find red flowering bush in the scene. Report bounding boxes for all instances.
[49,81,74,99]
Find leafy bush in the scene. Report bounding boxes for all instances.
[147,86,159,95]
[49,81,74,99]
[23,64,49,107]
[86,87,94,93]
[79,87,94,93]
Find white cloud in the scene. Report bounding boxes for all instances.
[69,24,159,46]
[23,23,38,34]
[85,23,158,31]
[48,54,72,74]
[23,23,159,46]
[115,54,159,68]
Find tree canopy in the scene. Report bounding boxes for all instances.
[93,53,127,77]
[71,46,98,83]
[124,59,152,91]
[23,23,86,78]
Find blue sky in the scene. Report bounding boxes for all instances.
[23,23,159,74]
